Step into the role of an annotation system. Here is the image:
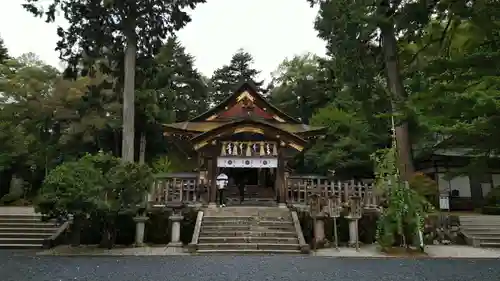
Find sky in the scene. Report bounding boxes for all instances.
[0,0,327,81]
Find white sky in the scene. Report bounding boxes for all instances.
[0,0,326,81]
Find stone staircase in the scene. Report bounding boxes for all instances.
[460,215,500,248]
[194,206,308,254]
[0,213,60,249]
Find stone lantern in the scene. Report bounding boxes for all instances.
[167,201,185,247]
[346,195,363,251]
[309,193,326,247]
[327,194,342,250]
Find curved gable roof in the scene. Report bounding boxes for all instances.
[190,119,308,147]
[189,81,302,124]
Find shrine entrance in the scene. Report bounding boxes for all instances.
[219,166,277,205]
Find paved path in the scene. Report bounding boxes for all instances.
[1,250,499,281]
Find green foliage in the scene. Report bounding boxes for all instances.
[37,152,152,218]
[209,49,265,104]
[105,161,154,214]
[409,172,439,206]
[0,37,9,63]
[23,0,207,70]
[371,146,434,248]
[484,186,500,207]
[305,105,382,176]
[152,156,174,174]
[37,157,105,219]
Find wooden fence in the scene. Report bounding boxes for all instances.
[149,173,380,209]
[150,173,199,206]
[285,176,379,209]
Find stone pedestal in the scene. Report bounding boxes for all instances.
[133,216,149,247]
[313,215,326,244]
[346,217,358,247]
[207,202,217,208]
[278,203,287,209]
[168,214,184,247]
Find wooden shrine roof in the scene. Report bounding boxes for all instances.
[189,81,302,124]
[163,81,325,137]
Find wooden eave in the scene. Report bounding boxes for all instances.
[189,119,308,150]
[163,120,326,137]
[188,81,302,124]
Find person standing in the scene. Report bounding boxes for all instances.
[216,172,228,207]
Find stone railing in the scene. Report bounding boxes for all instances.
[149,173,199,206]
[285,177,379,210]
[220,141,278,157]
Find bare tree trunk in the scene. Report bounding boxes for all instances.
[121,31,136,163]
[139,133,146,164]
[380,23,415,181]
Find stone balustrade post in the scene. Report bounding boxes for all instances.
[133,215,149,247]
[168,212,184,247]
[346,195,363,251]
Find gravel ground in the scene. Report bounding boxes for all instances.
[1,250,499,281]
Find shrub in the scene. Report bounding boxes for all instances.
[484,186,500,206]
[410,172,439,207]
[37,158,105,245]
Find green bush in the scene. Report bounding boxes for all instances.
[484,186,500,206]
[37,152,154,247]
[482,186,500,214]
[180,208,199,244]
[482,206,500,215]
[146,211,171,244]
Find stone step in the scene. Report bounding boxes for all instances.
[198,236,298,244]
[203,216,291,222]
[203,207,290,217]
[197,243,300,251]
[202,220,293,226]
[201,224,295,232]
[0,227,57,234]
[196,249,301,255]
[0,214,44,220]
[0,231,52,239]
[479,242,500,248]
[0,237,45,245]
[200,230,297,238]
[460,220,500,224]
[464,231,500,237]
[473,236,500,242]
[0,222,56,229]
[0,243,44,249]
[461,215,500,219]
[461,225,500,230]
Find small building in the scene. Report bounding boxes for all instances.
[415,148,500,211]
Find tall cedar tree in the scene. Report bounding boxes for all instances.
[23,0,206,162]
[209,49,264,104]
[0,37,9,63]
[308,0,447,180]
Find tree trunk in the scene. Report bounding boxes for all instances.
[121,30,137,163]
[380,23,415,181]
[139,133,146,164]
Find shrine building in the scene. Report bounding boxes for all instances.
[161,81,326,207]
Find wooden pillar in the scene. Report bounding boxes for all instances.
[276,149,286,207]
[258,168,266,187]
[208,157,217,207]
